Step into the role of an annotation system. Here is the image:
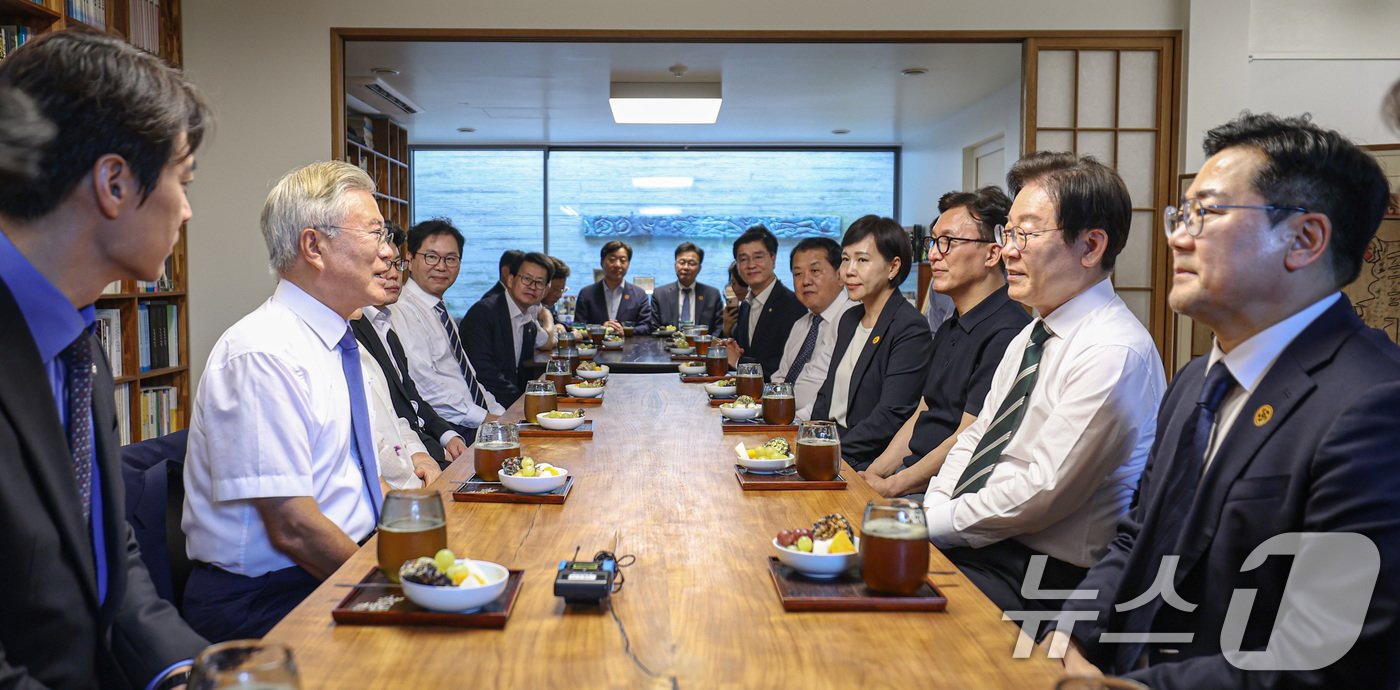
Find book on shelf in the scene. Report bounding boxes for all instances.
[137,301,179,371]
[115,383,131,446]
[1,25,34,60]
[135,256,177,292]
[138,385,178,439]
[128,0,160,54]
[102,280,124,295]
[95,308,123,377]
[65,0,107,29]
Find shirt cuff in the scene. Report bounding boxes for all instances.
[924,498,969,549]
[439,430,462,446]
[145,659,192,690]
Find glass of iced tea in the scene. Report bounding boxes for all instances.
[762,381,796,425]
[376,489,447,583]
[189,641,302,690]
[736,362,764,399]
[684,327,700,348]
[587,324,605,347]
[694,333,712,355]
[859,498,929,596]
[622,320,636,336]
[706,344,729,376]
[523,380,557,424]
[474,421,519,482]
[545,358,572,395]
[795,420,840,481]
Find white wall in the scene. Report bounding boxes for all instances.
[900,81,1021,226]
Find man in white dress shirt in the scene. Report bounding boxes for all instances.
[391,219,505,438]
[922,152,1166,614]
[774,237,856,420]
[183,161,397,641]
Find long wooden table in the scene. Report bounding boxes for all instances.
[265,374,1062,688]
[530,335,693,374]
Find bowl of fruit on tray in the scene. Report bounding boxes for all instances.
[536,408,587,431]
[498,456,569,494]
[575,362,610,380]
[719,395,761,420]
[601,333,624,349]
[576,345,598,357]
[772,514,860,578]
[734,438,793,472]
[399,549,510,612]
[703,377,737,397]
[668,335,695,355]
[677,361,707,376]
[564,380,605,398]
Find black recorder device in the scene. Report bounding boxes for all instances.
[555,549,616,605]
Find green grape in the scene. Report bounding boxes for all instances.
[433,548,455,573]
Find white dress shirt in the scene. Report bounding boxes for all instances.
[391,280,504,428]
[923,279,1166,568]
[183,280,378,577]
[828,322,872,427]
[506,293,548,361]
[604,281,624,320]
[360,346,426,490]
[776,296,858,421]
[360,305,463,448]
[745,279,777,343]
[1202,292,1339,467]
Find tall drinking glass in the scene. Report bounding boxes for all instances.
[684,327,700,348]
[523,380,558,424]
[545,358,572,395]
[622,320,636,337]
[587,324,605,347]
[474,422,519,482]
[795,420,840,481]
[762,381,796,425]
[694,333,713,356]
[736,362,764,399]
[859,498,929,595]
[377,489,447,582]
[706,344,729,377]
[189,641,301,690]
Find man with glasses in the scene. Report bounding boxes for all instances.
[391,219,505,438]
[574,239,654,335]
[729,225,807,381]
[1042,114,1400,687]
[921,153,1166,614]
[650,242,723,333]
[862,187,1029,500]
[184,161,395,641]
[461,252,557,407]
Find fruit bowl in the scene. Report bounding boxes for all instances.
[677,361,707,376]
[719,403,760,420]
[703,382,737,397]
[668,346,696,355]
[536,412,586,430]
[601,337,624,350]
[575,365,610,380]
[736,450,794,473]
[576,346,598,357]
[771,538,860,578]
[564,383,604,398]
[499,467,569,494]
[399,560,510,612]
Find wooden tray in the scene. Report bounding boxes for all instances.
[452,474,574,504]
[733,466,846,491]
[721,419,799,434]
[558,396,603,406]
[681,374,730,384]
[332,567,525,627]
[514,420,595,438]
[766,557,946,612]
[669,353,701,361]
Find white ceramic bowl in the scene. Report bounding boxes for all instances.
[564,383,604,398]
[771,538,860,579]
[736,451,795,472]
[677,362,707,376]
[536,413,586,430]
[668,346,696,355]
[719,404,761,420]
[575,365,610,380]
[703,382,737,397]
[499,467,569,494]
[602,338,624,349]
[576,346,598,357]
[400,560,510,612]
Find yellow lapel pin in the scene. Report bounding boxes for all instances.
[872,335,881,345]
[1253,404,1273,427]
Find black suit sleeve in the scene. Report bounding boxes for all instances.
[460,303,521,407]
[838,312,934,466]
[109,526,209,686]
[574,285,599,325]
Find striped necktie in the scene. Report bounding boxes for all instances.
[434,300,489,409]
[954,320,1052,496]
[60,334,95,523]
[783,313,822,383]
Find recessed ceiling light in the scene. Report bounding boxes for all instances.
[609,82,722,125]
[831,129,850,135]
[370,67,400,76]
[457,127,476,133]
[901,67,929,76]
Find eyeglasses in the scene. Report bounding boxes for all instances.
[993,224,1064,250]
[416,252,461,268]
[320,224,389,247]
[1163,198,1309,239]
[924,234,996,256]
[515,275,548,290]
[388,258,409,272]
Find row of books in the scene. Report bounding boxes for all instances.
[137,385,179,439]
[95,308,124,377]
[0,25,35,59]
[128,0,160,54]
[65,0,106,28]
[115,384,131,445]
[138,301,179,371]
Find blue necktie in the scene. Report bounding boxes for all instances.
[680,287,693,324]
[338,327,382,521]
[435,299,489,409]
[60,334,95,523]
[784,313,822,383]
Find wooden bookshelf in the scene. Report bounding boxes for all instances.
[3,0,190,443]
[343,116,410,228]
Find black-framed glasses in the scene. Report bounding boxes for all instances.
[514,275,548,290]
[923,234,996,256]
[416,251,461,268]
[387,258,409,272]
[993,224,1064,250]
[1163,198,1309,239]
[319,224,389,247]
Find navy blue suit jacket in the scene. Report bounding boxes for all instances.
[649,280,723,334]
[573,280,653,334]
[460,292,532,407]
[811,294,933,470]
[735,280,807,381]
[1058,297,1400,688]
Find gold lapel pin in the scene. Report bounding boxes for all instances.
[871,335,882,345]
[1253,404,1274,427]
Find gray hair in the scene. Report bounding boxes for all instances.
[260,160,376,274]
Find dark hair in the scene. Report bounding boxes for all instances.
[936,186,1012,242]
[1005,151,1131,271]
[600,239,633,263]
[728,260,747,288]
[549,256,571,279]
[513,251,555,282]
[733,225,778,258]
[0,86,56,183]
[0,30,212,220]
[675,241,705,263]
[790,237,842,271]
[385,220,407,247]
[499,249,525,272]
[407,218,465,255]
[841,215,913,287]
[1203,112,1389,286]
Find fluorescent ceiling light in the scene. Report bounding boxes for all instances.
[609,82,722,124]
[631,176,694,189]
[638,206,684,216]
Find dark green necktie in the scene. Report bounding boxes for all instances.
[954,320,1052,496]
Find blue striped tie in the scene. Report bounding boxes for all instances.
[60,334,95,523]
[784,313,822,383]
[435,300,489,409]
[954,320,1052,496]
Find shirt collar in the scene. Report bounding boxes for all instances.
[505,292,538,321]
[272,279,350,351]
[749,279,777,306]
[1207,292,1341,394]
[604,280,625,295]
[363,304,393,326]
[816,295,857,324]
[956,285,1015,333]
[1040,277,1116,339]
[0,228,94,362]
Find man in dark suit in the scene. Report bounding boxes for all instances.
[649,241,723,333]
[573,239,653,334]
[353,226,468,467]
[729,225,807,380]
[481,248,523,300]
[0,30,211,689]
[461,252,556,407]
[1042,114,1400,687]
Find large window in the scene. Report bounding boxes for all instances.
[414,148,897,318]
